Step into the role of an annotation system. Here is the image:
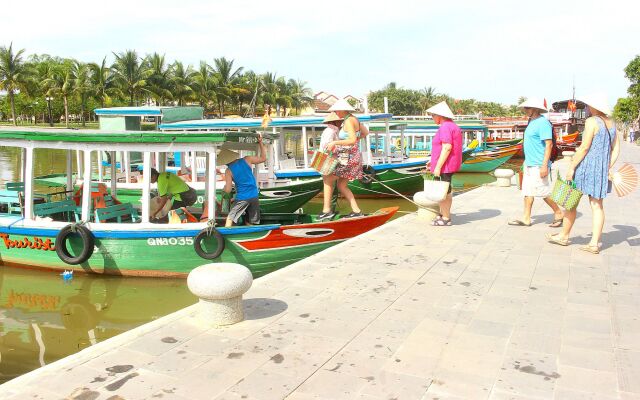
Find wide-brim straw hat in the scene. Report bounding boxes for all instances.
[580,94,611,116]
[323,112,342,123]
[328,98,355,112]
[426,101,455,119]
[217,148,240,165]
[518,98,548,113]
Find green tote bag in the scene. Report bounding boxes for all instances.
[550,177,583,210]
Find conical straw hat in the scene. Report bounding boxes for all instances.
[426,101,455,119]
[518,98,548,113]
[580,94,612,116]
[217,148,240,165]
[328,98,355,112]
[323,112,342,123]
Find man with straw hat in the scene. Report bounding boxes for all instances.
[426,101,463,226]
[222,135,267,227]
[508,98,563,228]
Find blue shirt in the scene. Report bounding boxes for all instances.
[523,116,552,167]
[228,158,259,201]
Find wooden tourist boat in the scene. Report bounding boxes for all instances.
[159,113,429,198]
[33,173,323,214]
[460,143,521,173]
[0,127,397,278]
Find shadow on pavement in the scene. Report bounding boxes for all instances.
[454,208,501,225]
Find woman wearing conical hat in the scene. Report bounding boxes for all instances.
[426,101,463,226]
[546,94,621,254]
[320,99,370,219]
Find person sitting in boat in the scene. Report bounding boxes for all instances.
[222,135,267,227]
[426,101,463,226]
[149,168,197,220]
[321,99,369,220]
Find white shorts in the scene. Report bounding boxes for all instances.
[522,166,552,197]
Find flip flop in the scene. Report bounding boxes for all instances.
[579,245,600,254]
[508,220,531,227]
[549,219,563,228]
[546,232,570,246]
[433,217,452,226]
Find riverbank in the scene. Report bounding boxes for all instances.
[1,142,638,399]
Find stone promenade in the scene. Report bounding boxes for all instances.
[1,142,639,399]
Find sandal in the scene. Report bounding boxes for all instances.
[579,245,600,254]
[545,232,570,246]
[508,219,531,227]
[549,219,563,228]
[433,217,452,226]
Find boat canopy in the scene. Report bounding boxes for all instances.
[159,113,393,130]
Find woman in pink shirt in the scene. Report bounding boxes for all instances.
[426,101,463,226]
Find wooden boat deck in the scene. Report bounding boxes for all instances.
[1,142,639,399]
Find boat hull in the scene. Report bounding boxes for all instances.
[460,146,520,173]
[0,207,397,278]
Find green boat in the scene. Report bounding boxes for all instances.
[0,126,397,278]
[34,173,323,214]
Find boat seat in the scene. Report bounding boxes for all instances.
[95,203,140,223]
[0,190,22,214]
[34,199,80,222]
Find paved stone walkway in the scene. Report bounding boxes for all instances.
[1,142,639,400]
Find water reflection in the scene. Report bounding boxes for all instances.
[0,267,194,383]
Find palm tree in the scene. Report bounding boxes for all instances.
[0,43,30,125]
[260,72,279,113]
[169,61,194,106]
[43,59,74,127]
[212,57,243,117]
[419,86,438,115]
[190,61,216,110]
[288,79,313,115]
[275,77,292,117]
[145,53,172,105]
[89,57,116,108]
[112,50,150,106]
[71,61,93,126]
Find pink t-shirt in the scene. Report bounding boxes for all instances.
[430,120,463,173]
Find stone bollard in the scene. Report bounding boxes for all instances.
[413,192,441,220]
[494,169,515,187]
[187,263,253,327]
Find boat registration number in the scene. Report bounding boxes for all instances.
[147,237,194,246]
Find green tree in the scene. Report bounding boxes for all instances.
[624,55,640,99]
[212,57,243,116]
[0,43,30,125]
[145,53,172,105]
[112,50,150,106]
[190,61,216,110]
[169,61,194,106]
[613,96,639,123]
[367,83,422,115]
[71,61,93,126]
[43,59,74,127]
[418,86,438,115]
[89,57,117,108]
[288,79,313,115]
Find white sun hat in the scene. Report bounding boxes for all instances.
[518,98,548,113]
[580,94,611,116]
[217,148,240,165]
[328,98,355,112]
[426,101,455,119]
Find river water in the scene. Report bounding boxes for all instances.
[0,146,513,384]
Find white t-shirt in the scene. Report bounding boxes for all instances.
[319,125,339,151]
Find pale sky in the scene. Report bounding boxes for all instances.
[2,0,638,106]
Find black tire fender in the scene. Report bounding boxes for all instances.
[55,224,95,265]
[194,228,225,260]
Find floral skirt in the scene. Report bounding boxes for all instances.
[334,145,363,181]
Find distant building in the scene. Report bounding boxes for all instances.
[303,92,364,115]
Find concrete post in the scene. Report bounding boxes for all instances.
[187,263,253,327]
[412,192,440,220]
[494,169,515,187]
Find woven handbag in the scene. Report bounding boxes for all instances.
[550,177,583,210]
[310,150,338,176]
